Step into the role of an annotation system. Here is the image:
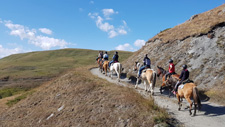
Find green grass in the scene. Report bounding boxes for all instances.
[0,88,29,99]
[0,48,133,79]
[6,90,35,107]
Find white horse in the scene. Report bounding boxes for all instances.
[133,62,157,95]
[109,62,122,82]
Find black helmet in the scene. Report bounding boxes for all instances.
[115,51,118,54]
[145,54,148,57]
[182,64,187,69]
[105,51,107,54]
[168,59,173,63]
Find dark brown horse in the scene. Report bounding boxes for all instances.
[157,66,180,97]
[176,83,201,116]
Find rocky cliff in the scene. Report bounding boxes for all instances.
[123,4,225,90]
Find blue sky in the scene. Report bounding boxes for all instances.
[0,0,224,58]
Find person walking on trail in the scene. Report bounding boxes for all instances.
[109,51,119,67]
[173,64,189,93]
[165,59,175,80]
[138,54,151,78]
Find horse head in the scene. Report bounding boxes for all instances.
[157,66,166,77]
[133,61,140,71]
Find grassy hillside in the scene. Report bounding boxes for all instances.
[0,48,133,99]
[0,67,170,126]
[149,4,225,43]
[0,48,132,80]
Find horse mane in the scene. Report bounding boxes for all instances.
[158,66,167,75]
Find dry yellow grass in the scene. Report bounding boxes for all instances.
[0,66,169,127]
[148,4,225,43]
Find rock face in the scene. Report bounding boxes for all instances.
[123,4,225,90]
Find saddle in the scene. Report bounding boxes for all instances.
[182,79,194,84]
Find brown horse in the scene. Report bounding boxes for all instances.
[157,66,180,97]
[102,60,109,76]
[176,83,201,116]
[97,58,103,72]
[134,62,157,95]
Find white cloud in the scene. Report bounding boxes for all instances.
[39,28,52,35]
[115,43,134,51]
[96,16,114,32]
[88,9,128,38]
[134,39,145,47]
[4,21,69,50]
[0,44,26,58]
[89,1,94,4]
[102,9,118,20]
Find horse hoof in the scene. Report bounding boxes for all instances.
[178,108,181,111]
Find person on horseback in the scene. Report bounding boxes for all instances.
[173,64,189,93]
[138,54,151,78]
[96,51,103,61]
[109,51,119,67]
[103,51,108,60]
[165,59,175,80]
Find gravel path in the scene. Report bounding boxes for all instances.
[90,68,225,127]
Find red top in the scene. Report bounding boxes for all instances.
[169,63,175,73]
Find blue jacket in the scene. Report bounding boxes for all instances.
[179,69,189,81]
[143,57,151,66]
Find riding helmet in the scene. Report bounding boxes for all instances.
[182,64,187,69]
[168,59,173,63]
[115,51,118,54]
[105,51,107,54]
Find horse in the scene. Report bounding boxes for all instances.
[176,83,201,116]
[134,62,157,95]
[157,66,180,97]
[109,62,122,82]
[97,58,103,73]
[102,60,109,76]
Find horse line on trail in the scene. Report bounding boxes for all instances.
[90,68,225,127]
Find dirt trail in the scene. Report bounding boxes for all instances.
[91,68,225,127]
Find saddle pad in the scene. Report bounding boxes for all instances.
[178,84,184,89]
[143,68,152,73]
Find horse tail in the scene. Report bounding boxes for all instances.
[193,86,201,110]
[152,71,157,88]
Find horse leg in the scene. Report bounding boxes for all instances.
[144,80,147,91]
[193,104,197,116]
[185,97,193,115]
[135,78,139,89]
[150,83,154,95]
[177,95,181,111]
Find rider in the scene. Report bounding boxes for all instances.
[173,64,189,93]
[103,51,108,60]
[102,51,108,64]
[165,59,175,81]
[109,51,119,67]
[96,51,103,61]
[138,54,151,78]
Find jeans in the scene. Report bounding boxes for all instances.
[138,66,146,77]
[109,60,114,67]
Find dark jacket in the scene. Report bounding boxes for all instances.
[143,56,151,66]
[113,54,119,62]
[179,69,189,81]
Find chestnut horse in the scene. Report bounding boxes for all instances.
[176,83,201,116]
[157,66,180,97]
[97,58,103,72]
[134,62,157,95]
[102,60,109,76]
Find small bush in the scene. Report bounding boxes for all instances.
[0,88,29,99]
